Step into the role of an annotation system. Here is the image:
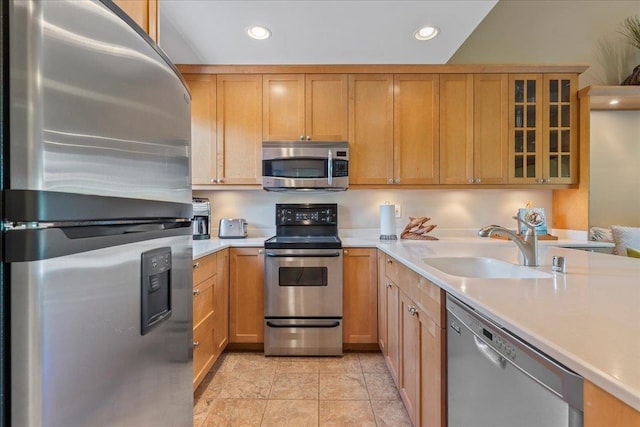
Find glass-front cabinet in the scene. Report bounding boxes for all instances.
[508,74,578,184]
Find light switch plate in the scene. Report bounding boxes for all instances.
[395,204,401,218]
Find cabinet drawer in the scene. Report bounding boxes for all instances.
[193,275,215,329]
[398,264,421,304]
[193,316,215,389]
[193,253,217,285]
[418,276,445,328]
[382,254,399,284]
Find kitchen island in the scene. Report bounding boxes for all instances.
[192,235,639,419]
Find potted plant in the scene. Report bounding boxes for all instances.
[619,15,640,85]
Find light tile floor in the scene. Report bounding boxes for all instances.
[194,351,413,427]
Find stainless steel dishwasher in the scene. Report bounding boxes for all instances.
[447,294,584,427]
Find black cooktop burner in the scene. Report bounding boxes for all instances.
[264,235,342,250]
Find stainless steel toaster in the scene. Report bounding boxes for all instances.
[218,218,248,238]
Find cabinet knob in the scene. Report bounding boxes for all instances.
[386,258,392,264]
[192,341,200,348]
[343,250,349,255]
[408,306,418,316]
[193,262,200,269]
[258,249,264,254]
[395,178,400,184]
[544,178,550,183]
[300,136,305,140]
[210,178,215,183]
[387,178,393,184]
[537,178,544,184]
[193,289,201,296]
[306,136,311,141]
[468,178,474,184]
[475,178,481,184]
[386,282,392,289]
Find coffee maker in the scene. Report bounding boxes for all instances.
[192,198,211,240]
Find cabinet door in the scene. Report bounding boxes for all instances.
[394,74,440,185]
[508,74,543,184]
[348,74,394,184]
[113,0,158,42]
[420,311,445,427]
[385,278,400,385]
[305,74,349,141]
[473,74,508,184]
[343,248,378,344]
[377,251,387,354]
[439,74,474,184]
[229,248,264,343]
[193,315,215,390]
[399,291,420,425]
[217,75,263,184]
[184,74,217,185]
[214,249,229,357]
[584,380,640,427]
[263,74,305,141]
[543,74,578,184]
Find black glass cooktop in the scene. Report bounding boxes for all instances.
[264,235,342,249]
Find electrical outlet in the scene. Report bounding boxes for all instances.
[395,204,401,218]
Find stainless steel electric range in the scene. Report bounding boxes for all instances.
[263,203,343,356]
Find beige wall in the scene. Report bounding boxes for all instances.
[589,110,640,228]
[449,0,640,87]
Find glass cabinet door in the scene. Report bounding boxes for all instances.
[508,74,543,183]
[543,74,578,184]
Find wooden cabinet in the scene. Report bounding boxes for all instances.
[183,74,217,185]
[584,380,640,427]
[379,251,446,427]
[440,74,508,184]
[342,248,378,345]
[192,249,229,390]
[348,74,394,184]
[350,74,439,185]
[263,74,348,141]
[113,0,158,42]
[216,75,263,185]
[508,74,578,184]
[229,247,264,343]
[394,74,440,184]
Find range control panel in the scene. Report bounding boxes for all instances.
[275,203,337,226]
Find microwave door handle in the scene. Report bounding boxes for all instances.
[327,150,333,186]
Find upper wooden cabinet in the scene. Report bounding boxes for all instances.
[263,74,348,141]
[440,74,508,185]
[350,74,439,185]
[112,0,158,42]
[217,75,263,185]
[183,74,217,185]
[394,74,440,185]
[508,74,578,184]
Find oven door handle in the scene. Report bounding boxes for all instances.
[266,320,341,328]
[265,252,341,258]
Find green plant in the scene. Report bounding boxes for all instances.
[619,15,640,50]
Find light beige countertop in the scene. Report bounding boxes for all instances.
[191,234,637,411]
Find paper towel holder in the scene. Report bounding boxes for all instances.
[380,234,398,241]
[379,203,398,241]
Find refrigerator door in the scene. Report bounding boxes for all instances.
[9,0,191,204]
[11,233,193,427]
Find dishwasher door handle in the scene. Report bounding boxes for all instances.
[474,336,507,369]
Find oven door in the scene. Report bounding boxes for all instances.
[264,248,343,317]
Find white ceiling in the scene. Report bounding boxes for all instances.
[158,1,498,65]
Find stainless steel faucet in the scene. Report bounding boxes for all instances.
[478,216,539,266]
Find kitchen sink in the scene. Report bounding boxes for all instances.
[422,257,553,279]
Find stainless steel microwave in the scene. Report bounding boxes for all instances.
[262,141,349,192]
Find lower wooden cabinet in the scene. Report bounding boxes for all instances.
[192,249,229,390]
[584,380,640,427]
[229,247,264,343]
[343,248,378,345]
[378,250,446,427]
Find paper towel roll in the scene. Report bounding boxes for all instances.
[380,204,397,240]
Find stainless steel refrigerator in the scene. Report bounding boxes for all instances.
[1,1,193,425]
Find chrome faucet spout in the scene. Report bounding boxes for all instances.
[478,219,539,267]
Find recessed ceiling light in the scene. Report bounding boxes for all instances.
[609,99,620,105]
[247,26,271,40]
[414,26,439,41]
